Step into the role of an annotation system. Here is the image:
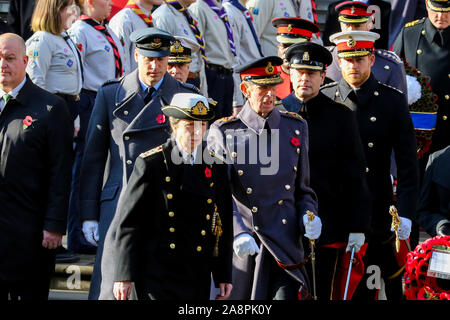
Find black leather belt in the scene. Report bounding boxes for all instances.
[206,63,233,75]
[56,92,80,101]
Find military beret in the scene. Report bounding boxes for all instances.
[285,42,332,71]
[235,56,284,86]
[335,1,373,24]
[427,0,450,12]
[130,27,175,58]
[271,17,319,44]
[329,30,380,58]
[162,93,215,121]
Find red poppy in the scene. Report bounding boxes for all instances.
[23,115,33,128]
[204,167,211,178]
[156,114,166,124]
[77,44,83,52]
[290,136,300,147]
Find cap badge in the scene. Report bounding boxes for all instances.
[302,52,310,61]
[191,101,208,116]
[265,62,274,74]
[347,36,356,48]
[171,40,184,53]
[287,24,293,32]
[351,6,355,14]
[151,38,162,49]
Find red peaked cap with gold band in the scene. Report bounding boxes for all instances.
[329,30,380,58]
[335,1,373,24]
[271,17,320,44]
[236,56,284,86]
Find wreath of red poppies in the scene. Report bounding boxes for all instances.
[403,235,450,300]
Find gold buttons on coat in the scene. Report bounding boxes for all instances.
[421,30,426,36]
[370,117,377,122]
[335,91,340,97]
[285,185,291,191]
[207,198,212,204]
[126,160,132,165]
[238,170,244,176]
[206,214,211,220]
[197,246,202,252]
[226,134,233,140]
[365,167,370,173]
[231,152,237,158]
[167,193,173,200]
[123,110,129,115]
[374,91,379,96]
[294,166,297,172]
[165,176,171,182]
[168,211,175,217]
[201,230,206,236]
[247,188,253,194]
[295,130,300,135]
[417,49,422,55]
[169,227,175,233]
[124,136,130,141]
[445,95,449,100]
[282,219,287,225]
[170,243,175,249]
[254,226,259,231]
[297,148,300,154]
[252,207,258,213]
[278,200,284,205]
[210,182,214,187]
[384,65,390,70]
[443,116,448,121]
[368,142,374,148]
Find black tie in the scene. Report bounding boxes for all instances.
[144,87,156,104]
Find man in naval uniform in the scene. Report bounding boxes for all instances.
[281,41,372,300]
[326,1,407,96]
[79,28,198,300]
[208,56,321,300]
[321,31,419,300]
[167,36,200,84]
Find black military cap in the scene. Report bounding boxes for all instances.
[335,1,373,24]
[168,36,200,64]
[285,42,332,71]
[271,17,320,44]
[130,27,175,58]
[162,93,215,121]
[235,56,284,86]
[427,0,450,12]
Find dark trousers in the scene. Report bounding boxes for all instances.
[267,258,301,300]
[205,67,234,121]
[67,89,98,253]
[0,250,56,301]
[352,238,404,300]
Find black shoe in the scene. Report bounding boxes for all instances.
[55,247,80,263]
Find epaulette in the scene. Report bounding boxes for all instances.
[405,18,424,28]
[215,115,237,125]
[376,49,403,64]
[320,81,338,90]
[102,78,120,87]
[139,145,163,158]
[378,81,404,95]
[180,82,200,94]
[279,110,303,120]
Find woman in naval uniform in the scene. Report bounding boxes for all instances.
[112,93,233,300]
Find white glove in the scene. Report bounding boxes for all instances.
[303,214,322,240]
[233,233,260,259]
[391,217,412,240]
[346,233,365,252]
[82,220,99,246]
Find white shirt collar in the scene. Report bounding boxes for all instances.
[176,137,198,165]
[0,77,27,99]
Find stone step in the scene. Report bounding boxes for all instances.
[50,254,95,292]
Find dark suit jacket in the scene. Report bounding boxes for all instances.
[321,0,391,50]
[281,92,372,244]
[417,146,450,237]
[7,0,36,40]
[0,78,73,281]
[113,139,233,300]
